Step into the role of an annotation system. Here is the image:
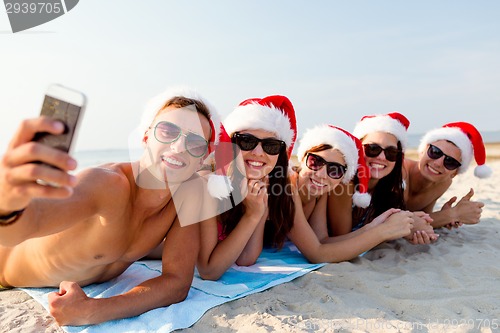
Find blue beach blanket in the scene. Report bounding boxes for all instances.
[22,243,325,333]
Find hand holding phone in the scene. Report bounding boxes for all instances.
[33,84,86,155]
[33,84,86,186]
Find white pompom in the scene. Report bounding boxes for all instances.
[352,192,371,208]
[207,174,233,199]
[474,164,492,178]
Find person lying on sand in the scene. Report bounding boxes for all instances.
[404,121,491,229]
[0,89,218,326]
[328,112,437,244]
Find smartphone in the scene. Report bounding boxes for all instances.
[33,84,86,155]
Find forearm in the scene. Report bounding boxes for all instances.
[313,230,385,263]
[320,222,374,243]
[201,215,262,280]
[429,210,455,228]
[236,219,265,266]
[83,274,191,325]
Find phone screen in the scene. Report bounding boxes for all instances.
[33,95,83,152]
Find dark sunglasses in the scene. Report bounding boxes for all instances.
[153,121,208,158]
[232,133,285,156]
[363,143,401,162]
[305,153,347,179]
[427,144,461,171]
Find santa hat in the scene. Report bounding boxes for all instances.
[223,95,297,157]
[353,112,410,151]
[297,124,371,208]
[140,86,221,152]
[206,124,235,199]
[418,122,492,178]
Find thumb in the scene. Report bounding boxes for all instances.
[47,290,62,303]
[57,281,73,296]
[460,188,474,202]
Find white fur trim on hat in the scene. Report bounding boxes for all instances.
[418,127,472,174]
[353,115,408,151]
[297,125,358,184]
[223,103,294,148]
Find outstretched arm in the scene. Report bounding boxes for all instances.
[48,218,199,326]
[429,188,484,228]
[0,118,76,243]
[289,193,414,263]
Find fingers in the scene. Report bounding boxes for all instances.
[413,211,433,224]
[412,231,427,244]
[8,162,77,187]
[5,141,77,172]
[382,208,401,219]
[443,196,457,208]
[60,280,82,294]
[248,179,267,196]
[9,117,65,150]
[1,118,78,205]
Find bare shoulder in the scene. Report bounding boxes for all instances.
[74,163,132,203]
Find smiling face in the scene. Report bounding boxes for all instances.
[143,105,211,183]
[236,129,281,180]
[418,139,461,180]
[298,148,346,197]
[361,131,399,180]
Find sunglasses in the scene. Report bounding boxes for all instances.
[153,121,208,158]
[232,133,285,156]
[305,153,347,179]
[427,144,461,171]
[363,143,401,162]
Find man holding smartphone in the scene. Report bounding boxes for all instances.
[0,88,219,326]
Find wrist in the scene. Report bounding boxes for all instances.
[243,211,264,225]
[449,207,459,223]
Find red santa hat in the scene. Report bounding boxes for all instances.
[418,122,492,178]
[223,95,297,157]
[297,124,371,208]
[140,86,221,153]
[353,112,410,151]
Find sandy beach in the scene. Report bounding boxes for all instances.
[1,156,499,333]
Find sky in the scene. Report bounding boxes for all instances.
[1,1,499,154]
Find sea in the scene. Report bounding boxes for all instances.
[74,131,500,171]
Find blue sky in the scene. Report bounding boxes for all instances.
[1,1,499,153]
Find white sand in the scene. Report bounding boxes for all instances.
[1,162,499,333]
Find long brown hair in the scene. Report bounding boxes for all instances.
[353,140,406,224]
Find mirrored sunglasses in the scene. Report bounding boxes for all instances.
[153,121,208,158]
